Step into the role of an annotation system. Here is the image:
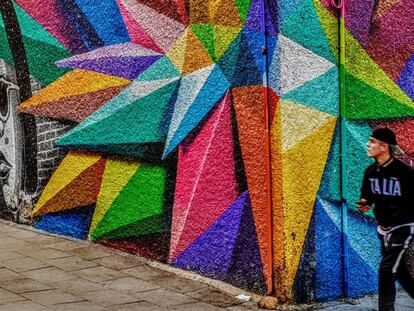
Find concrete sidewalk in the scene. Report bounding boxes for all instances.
[0,220,412,311]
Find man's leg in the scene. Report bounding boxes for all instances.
[398,253,414,299]
[379,246,400,311]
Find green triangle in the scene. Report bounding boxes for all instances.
[345,72,414,119]
[90,164,166,240]
[91,214,165,240]
[57,80,179,148]
[282,67,339,116]
[281,0,336,63]
[0,7,71,85]
[137,56,180,81]
[213,25,242,60]
[191,23,216,61]
[235,0,251,22]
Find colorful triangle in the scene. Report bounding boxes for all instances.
[33,152,105,216]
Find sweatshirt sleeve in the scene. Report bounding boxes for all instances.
[360,167,373,205]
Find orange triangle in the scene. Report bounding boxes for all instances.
[33,158,106,216]
[189,0,210,24]
[210,0,242,27]
[182,30,214,75]
[231,85,272,292]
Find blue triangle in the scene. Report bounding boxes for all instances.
[35,206,94,240]
[398,52,414,101]
[280,0,336,64]
[163,66,230,158]
[282,67,339,116]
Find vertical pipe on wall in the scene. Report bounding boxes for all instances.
[331,0,349,297]
[260,0,274,296]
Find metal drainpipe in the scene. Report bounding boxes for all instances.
[330,0,349,297]
[260,0,274,296]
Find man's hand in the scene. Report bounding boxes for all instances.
[357,198,371,213]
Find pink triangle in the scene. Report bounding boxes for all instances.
[14,0,86,53]
[169,92,239,261]
[116,0,163,53]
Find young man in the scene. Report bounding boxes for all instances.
[358,128,414,311]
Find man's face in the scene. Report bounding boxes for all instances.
[367,137,388,158]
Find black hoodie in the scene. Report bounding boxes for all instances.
[361,157,414,227]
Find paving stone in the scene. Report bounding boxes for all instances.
[0,268,25,281]
[20,289,85,306]
[76,289,140,307]
[71,266,126,283]
[8,229,43,240]
[21,267,78,283]
[51,278,105,294]
[122,265,174,281]
[66,247,112,260]
[0,288,26,303]
[45,256,98,272]
[226,304,256,311]
[153,276,208,293]
[108,301,167,311]
[0,237,31,249]
[47,241,89,251]
[186,287,242,308]
[92,255,143,270]
[0,278,53,293]
[18,248,71,260]
[0,301,52,311]
[170,301,225,310]
[133,288,196,307]
[53,301,107,311]
[2,257,51,272]
[101,277,160,294]
[0,250,25,261]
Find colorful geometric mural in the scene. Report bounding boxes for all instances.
[1,0,414,304]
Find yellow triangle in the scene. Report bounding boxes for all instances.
[311,0,338,60]
[271,107,337,301]
[279,100,335,152]
[166,28,189,73]
[182,30,214,75]
[20,70,131,109]
[213,25,242,60]
[209,0,242,27]
[32,151,102,215]
[90,158,141,234]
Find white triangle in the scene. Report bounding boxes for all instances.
[121,0,186,52]
[278,34,335,95]
[164,64,216,153]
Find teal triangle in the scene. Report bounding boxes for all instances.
[282,67,339,116]
[280,0,336,64]
[56,80,180,159]
[217,34,241,84]
[137,56,180,81]
[217,32,261,87]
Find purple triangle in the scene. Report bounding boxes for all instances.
[226,193,266,293]
[245,0,262,32]
[57,56,161,80]
[172,192,248,279]
[245,0,279,35]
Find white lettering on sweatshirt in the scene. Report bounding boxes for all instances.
[369,178,401,196]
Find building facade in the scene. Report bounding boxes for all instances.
[1,0,413,303]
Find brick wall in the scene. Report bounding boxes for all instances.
[35,117,75,192]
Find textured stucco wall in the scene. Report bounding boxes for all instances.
[1,0,413,304]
